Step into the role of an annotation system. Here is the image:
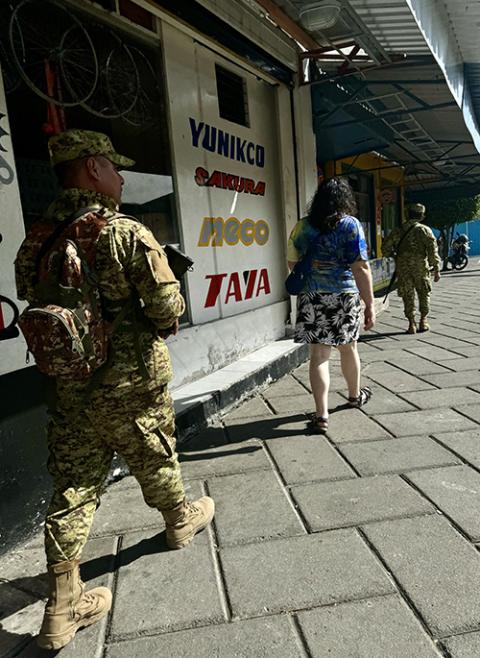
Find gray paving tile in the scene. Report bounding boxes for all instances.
[439,356,480,372]
[340,436,460,476]
[400,387,480,409]
[291,475,433,531]
[354,382,417,415]
[373,409,477,437]
[376,357,452,376]
[266,435,356,484]
[223,396,272,421]
[0,585,45,658]
[225,414,309,442]
[405,345,461,361]
[328,408,391,443]
[263,375,309,398]
[106,475,139,493]
[455,404,480,424]
[417,335,478,353]
[407,465,480,540]
[220,530,395,618]
[264,392,320,414]
[207,471,304,545]
[297,595,442,658]
[433,429,480,468]
[91,486,165,537]
[105,616,304,658]
[363,515,480,636]
[422,371,480,389]
[179,440,270,479]
[367,369,435,393]
[443,632,480,658]
[111,528,224,638]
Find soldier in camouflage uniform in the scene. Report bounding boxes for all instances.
[382,203,441,333]
[15,130,214,650]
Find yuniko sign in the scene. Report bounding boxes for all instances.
[189,118,265,167]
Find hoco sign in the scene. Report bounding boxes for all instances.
[189,118,265,167]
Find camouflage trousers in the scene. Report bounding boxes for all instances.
[44,379,185,565]
[397,269,432,320]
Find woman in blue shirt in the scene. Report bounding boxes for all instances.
[287,177,375,434]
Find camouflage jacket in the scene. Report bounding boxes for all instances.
[382,221,441,275]
[15,188,185,388]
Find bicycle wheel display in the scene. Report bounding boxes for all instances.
[0,3,23,94]
[9,0,98,106]
[123,46,163,127]
[81,26,139,119]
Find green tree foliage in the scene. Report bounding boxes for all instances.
[423,196,480,229]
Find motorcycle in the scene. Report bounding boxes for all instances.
[445,233,470,271]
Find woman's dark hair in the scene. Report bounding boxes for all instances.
[307,177,357,232]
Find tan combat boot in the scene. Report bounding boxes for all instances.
[407,319,417,334]
[37,559,112,650]
[418,317,430,332]
[162,496,215,549]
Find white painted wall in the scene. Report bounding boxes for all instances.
[0,69,27,376]
[161,21,290,326]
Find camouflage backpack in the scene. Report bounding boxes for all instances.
[18,206,127,379]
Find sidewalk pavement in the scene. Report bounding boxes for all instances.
[3,265,480,658]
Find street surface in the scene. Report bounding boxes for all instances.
[3,264,480,657]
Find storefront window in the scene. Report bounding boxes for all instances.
[381,185,399,238]
[4,2,187,318]
[345,171,376,258]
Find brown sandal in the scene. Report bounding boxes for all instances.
[348,386,372,408]
[309,415,328,434]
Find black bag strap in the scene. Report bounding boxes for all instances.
[34,205,103,278]
[393,221,417,257]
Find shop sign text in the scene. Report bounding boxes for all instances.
[198,216,269,246]
[189,118,265,167]
[0,113,14,185]
[204,268,271,308]
[194,166,265,196]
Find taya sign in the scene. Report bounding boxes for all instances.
[204,268,271,308]
[198,216,269,247]
[194,166,265,196]
[189,117,265,167]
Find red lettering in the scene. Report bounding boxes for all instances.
[256,268,271,296]
[254,182,266,196]
[244,179,254,194]
[204,273,227,308]
[225,272,242,303]
[194,166,209,186]
[245,269,258,299]
[207,170,222,188]
[235,177,245,192]
[223,174,236,190]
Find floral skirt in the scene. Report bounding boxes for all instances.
[294,292,361,345]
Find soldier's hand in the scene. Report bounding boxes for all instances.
[158,319,179,339]
[433,271,440,283]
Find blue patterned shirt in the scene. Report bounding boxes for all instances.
[287,215,368,293]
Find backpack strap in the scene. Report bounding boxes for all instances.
[34,205,104,279]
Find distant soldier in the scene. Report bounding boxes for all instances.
[383,203,441,333]
[15,130,214,650]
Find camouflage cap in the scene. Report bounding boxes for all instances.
[48,129,135,168]
[409,203,426,216]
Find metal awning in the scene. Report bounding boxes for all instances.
[263,0,480,198]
